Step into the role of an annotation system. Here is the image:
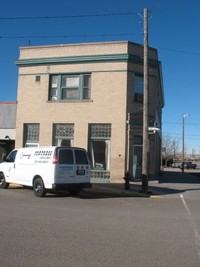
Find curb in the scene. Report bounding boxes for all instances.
[85,187,150,198]
[9,183,23,189]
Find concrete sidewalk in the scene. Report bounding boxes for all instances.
[86,168,200,197]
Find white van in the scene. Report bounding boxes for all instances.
[0,146,91,197]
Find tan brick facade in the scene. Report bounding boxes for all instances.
[15,41,164,182]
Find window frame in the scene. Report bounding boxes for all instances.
[88,124,111,171]
[49,73,91,102]
[52,123,74,147]
[23,123,40,147]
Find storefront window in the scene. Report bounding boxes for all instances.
[23,123,40,147]
[88,124,111,172]
[53,123,74,146]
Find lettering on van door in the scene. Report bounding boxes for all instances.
[33,151,53,163]
[57,166,74,179]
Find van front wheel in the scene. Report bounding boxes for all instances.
[33,178,46,197]
[0,173,9,189]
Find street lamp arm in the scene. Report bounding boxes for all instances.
[182,113,190,118]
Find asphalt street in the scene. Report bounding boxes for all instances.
[0,168,200,267]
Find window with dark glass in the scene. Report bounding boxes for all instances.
[134,75,144,102]
[83,74,91,99]
[58,149,74,164]
[75,150,88,164]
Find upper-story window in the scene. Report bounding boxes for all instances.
[134,75,144,102]
[49,74,91,101]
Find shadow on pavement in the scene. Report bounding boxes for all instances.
[158,170,200,184]
[145,169,200,196]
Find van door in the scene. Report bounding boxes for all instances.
[4,150,18,181]
[55,148,75,184]
[74,149,90,184]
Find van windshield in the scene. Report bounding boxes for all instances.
[6,150,17,163]
[58,149,73,164]
[75,150,88,164]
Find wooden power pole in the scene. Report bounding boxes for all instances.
[142,8,149,192]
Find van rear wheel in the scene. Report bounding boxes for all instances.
[0,173,9,189]
[33,178,46,197]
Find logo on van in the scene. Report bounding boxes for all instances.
[20,153,31,159]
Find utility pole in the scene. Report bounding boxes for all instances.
[142,8,149,192]
[182,114,190,173]
[182,115,185,173]
[125,113,130,174]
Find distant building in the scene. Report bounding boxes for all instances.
[0,102,16,162]
[15,41,164,182]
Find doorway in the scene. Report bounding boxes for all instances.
[132,145,142,181]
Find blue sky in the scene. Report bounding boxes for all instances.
[1,0,200,154]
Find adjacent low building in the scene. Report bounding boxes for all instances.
[15,41,164,182]
[0,102,16,162]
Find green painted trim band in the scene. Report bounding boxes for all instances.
[15,53,159,67]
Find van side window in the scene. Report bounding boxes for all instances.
[75,150,88,164]
[6,150,17,163]
[58,149,74,164]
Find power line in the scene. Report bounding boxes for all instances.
[0,12,138,20]
[163,132,200,137]
[1,11,200,57]
[0,33,139,40]
[163,122,200,126]
[159,47,200,56]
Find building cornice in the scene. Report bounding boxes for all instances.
[15,53,159,67]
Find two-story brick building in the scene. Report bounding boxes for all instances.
[15,41,164,182]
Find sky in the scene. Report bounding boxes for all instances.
[1,0,200,154]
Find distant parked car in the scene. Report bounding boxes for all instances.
[171,161,182,168]
[179,161,197,169]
